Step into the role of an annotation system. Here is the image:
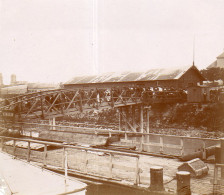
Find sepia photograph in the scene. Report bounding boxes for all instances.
[0,0,224,194]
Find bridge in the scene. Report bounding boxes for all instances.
[0,87,186,132]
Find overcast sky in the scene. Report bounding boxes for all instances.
[0,0,224,84]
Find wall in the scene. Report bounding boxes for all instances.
[179,68,204,88]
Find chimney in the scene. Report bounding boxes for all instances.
[0,73,3,86]
[11,74,17,85]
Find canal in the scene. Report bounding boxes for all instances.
[86,183,150,195]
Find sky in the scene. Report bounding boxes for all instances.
[0,0,224,84]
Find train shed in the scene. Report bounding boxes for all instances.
[64,65,206,90]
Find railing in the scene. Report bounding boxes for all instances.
[0,136,141,185]
[10,122,221,158]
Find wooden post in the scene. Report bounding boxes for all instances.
[40,94,44,119]
[62,147,65,169]
[132,105,136,131]
[160,136,164,154]
[1,138,4,151]
[150,166,164,191]
[146,108,150,134]
[52,117,56,130]
[13,140,16,156]
[202,140,206,160]
[49,119,52,130]
[213,165,218,185]
[109,153,113,178]
[124,107,128,141]
[176,171,191,195]
[140,105,144,132]
[27,141,30,162]
[135,156,140,185]
[146,108,150,151]
[125,132,128,140]
[180,138,184,156]
[43,144,47,166]
[65,151,68,185]
[221,138,224,178]
[84,150,88,173]
[119,108,122,132]
[124,107,128,132]
[140,105,144,151]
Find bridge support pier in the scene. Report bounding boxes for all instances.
[118,109,121,132]
[221,138,224,178]
[124,107,128,132]
[132,105,136,131]
[146,107,150,149]
[49,117,56,130]
[140,105,144,133]
[140,104,144,151]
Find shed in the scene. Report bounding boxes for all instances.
[187,86,210,103]
[64,65,206,90]
[0,85,28,97]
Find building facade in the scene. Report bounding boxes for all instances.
[208,51,224,68]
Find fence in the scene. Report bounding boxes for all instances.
[0,136,141,186]
[15,122,221,158]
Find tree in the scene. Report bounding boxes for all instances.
[200,67,224,81]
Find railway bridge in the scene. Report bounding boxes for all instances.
[0,87,185,132]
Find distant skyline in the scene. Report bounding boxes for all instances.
[0,0,224,84]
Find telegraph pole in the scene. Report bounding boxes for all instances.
[92,0,99,74]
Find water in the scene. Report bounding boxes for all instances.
[86,183,150,195]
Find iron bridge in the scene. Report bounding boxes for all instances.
[0,88,186,122]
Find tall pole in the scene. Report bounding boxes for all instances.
[193,35,195,66]
[92,0,99,74]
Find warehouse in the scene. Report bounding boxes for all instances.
[64,65,206,90]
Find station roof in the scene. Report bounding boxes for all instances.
[27,82,59,89]
[65,65,202,85]
[217,51,224,58]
